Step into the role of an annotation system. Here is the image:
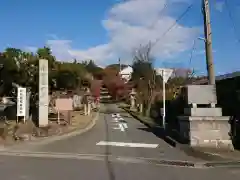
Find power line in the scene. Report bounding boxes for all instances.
[189,38,197,64]
[121,1,169,29]
[148,2,168,29]
[224,0,240,43]
[152,4,194,48]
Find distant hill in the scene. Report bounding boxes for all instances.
[106,64,128,71]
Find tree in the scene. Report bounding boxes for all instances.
[106,76,126,100]
[166,68,195,99]
[0,52,16,96]
[37,46,54,61]
[0,46,96,99]
[90,80,102,98]
[82,60,103,79]
[1,48,26,94]
[56,62,87,90]
[132,42,156,116]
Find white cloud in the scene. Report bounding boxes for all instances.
[42,0,200,66]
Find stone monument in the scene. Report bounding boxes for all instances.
[177,85,233,150]
[39,59,49,127]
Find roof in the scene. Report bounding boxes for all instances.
[216,71,240,81]
[191,71,240,85]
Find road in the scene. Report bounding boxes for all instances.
[0,104,240,180]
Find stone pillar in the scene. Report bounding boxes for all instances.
[139,103,143,113]
[177,85,233,150]
[130,89,136,110]
[87,103,91,115]
[84,104,87,116]
[39,59,49,127]
[84,99,91,116]
[83,88,91,116]
[2,97,9,104]
[130,95,135,109]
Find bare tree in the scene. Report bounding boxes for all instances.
[168,68,196,99]
[132,42,156,116]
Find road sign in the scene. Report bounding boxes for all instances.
[17,87,26,117]
[156,68,173,83]
[155,68,173,129]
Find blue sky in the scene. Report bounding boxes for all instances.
[0,0,240,75]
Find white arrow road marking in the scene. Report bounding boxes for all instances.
[113,124,125,131]
[119,123,125,131]
[113,117,124,122]
[96,141,159,148]
[112,113,120,118]
[113,117,119,122]
[122,123,128,128]
[112,115,127,132]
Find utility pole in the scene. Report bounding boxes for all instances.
[202,0,215,85]
[119,58,121,73]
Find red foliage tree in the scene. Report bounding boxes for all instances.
[90,80,102,98]
[102,65,132,101]
[103,75,128,100]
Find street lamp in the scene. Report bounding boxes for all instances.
[198,37,206,42]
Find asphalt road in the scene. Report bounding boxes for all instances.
[0,103,240,180]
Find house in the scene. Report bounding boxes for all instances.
[120,66,193,82]
[119,66,133,82]
[192,71,240,85]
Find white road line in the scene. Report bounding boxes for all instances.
[96,141,159,148]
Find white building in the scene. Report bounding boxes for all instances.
[119,66,133,82]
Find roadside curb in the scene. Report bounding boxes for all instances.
[122,107,181,147]
[121,107,154,128]
[1,111,99,150]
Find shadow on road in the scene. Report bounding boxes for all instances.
[100,108,125,115]
[137,127,226,161]
[137,127,176,147]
